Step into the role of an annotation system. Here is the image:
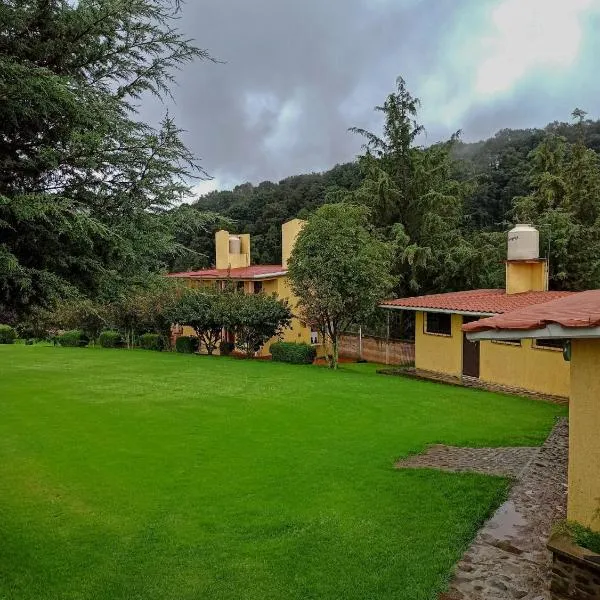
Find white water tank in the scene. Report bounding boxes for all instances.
[507,224,539,260]
[228,236,241,254]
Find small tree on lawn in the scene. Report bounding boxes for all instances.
[228,292,292,358]
[287,203,394,369]
[108,282,180,348]
[49,298,109,342]
[169,289,225,355]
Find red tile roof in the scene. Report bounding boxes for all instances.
[381,289,575,315]
[167,265,286,280]
[463,290,600,333]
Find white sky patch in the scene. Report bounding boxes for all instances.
[474,0,599,97]
[191,179,221,198]
[243,91,280,128]
[263,95,303,155]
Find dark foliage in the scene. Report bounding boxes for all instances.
[139,333,166,351]
[98,330,123,348]
[270,342,316,364]
[58,330,89,347]
[0,324,17,344]
[175,335,198,354]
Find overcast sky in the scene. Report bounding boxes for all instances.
[142,0,600,195]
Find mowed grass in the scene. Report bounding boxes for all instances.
[0,346,565,600]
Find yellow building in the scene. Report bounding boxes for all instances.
[381,225,574,399]
[464,290,600,532]
[168,219,320,356]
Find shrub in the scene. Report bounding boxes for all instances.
[58,330,89,347]
[0,324,17,344]
[98,330,123,348]
[175,335,198,354]
[219,341,235,356]
[270,341,316,364]
[139,333,166,351]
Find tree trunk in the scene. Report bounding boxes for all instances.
[331,335,339,369]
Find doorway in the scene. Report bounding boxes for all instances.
[462,316,480,378]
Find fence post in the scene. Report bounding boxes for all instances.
[385,312,390,365]
[358,326,363,361]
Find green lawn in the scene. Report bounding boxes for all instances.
[0,345,565,600]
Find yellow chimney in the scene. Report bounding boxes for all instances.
[281,219,306,269]
[215,230,251,270]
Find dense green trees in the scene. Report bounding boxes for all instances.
[0,0,213,322]
[514,110,600,290]
[185,82,600,297]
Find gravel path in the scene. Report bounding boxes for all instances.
[397,419,569,600]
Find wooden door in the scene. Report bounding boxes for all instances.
[462,317,480,378]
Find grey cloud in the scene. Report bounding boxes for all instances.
[141,0,600,189]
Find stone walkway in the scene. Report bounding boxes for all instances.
[397,419,569,600]
[397,445,540,478]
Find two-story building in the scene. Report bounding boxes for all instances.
[168,219,320,356]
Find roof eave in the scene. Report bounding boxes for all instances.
[379,304,497,317]
[466,323,600,342]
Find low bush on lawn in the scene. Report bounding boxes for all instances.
[270,341,316,364]
[58,330,89,347]
[0,324,17,344]
[98,330,123,348]
[219,341,235,356]
[175,336,198,354]
[139,333,166,351]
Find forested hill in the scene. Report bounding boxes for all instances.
[183,118,600,269]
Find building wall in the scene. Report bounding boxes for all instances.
[256,275,317,356]
[568,339,600,531]
[414,311,570,397]
[480,338,570,398]
[414,312,463,376]
[505,260,548,294]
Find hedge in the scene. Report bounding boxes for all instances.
[270,341,316,364]
[98,330,123,348]
[139,333,166,351]
[0,324,17,344]
[175,335,199,354]
[219,341,235,356]
[58,330,89,347]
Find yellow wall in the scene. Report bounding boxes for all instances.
[414,311,570,397]
[568,339,600,532]
[281,218,305,269]
[505,260,548,294]
[215,230,230,270]
[255,275,322,356]
[479,338,570,398]
[414,312,463,376]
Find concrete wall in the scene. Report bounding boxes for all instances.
[339,334,414,365]
[480,339,570,398]
[414,312,463,377]
[568,339,600,531]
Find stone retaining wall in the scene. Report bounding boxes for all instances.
[339,334,414,365]
[548,534,600,600]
